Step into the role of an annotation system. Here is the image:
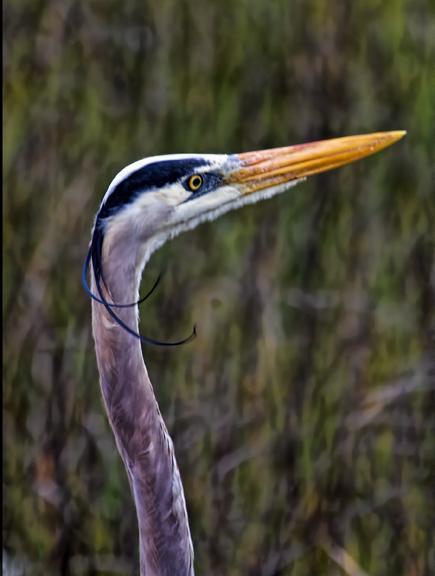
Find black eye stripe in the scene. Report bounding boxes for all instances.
[99,159,210,219]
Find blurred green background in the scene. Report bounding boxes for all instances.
[3,0,435,574]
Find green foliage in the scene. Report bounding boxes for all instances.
[4,0,434,574]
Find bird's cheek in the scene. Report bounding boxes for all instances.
[158,186,190,207]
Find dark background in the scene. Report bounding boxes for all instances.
[4,0,434,574]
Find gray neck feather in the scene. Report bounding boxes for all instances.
[91,236,194,576]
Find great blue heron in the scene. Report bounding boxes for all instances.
[83,131,405,575]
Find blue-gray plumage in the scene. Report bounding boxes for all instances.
[83,132,405,575]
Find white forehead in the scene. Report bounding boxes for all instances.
[102,153,227,205]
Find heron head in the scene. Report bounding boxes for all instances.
[95,131,405,262]
[84,131,405,344]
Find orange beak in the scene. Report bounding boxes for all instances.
[228,131,406,193]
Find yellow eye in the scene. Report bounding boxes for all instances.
[187,174,203,192]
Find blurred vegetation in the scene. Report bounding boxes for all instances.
[3,0,435,574]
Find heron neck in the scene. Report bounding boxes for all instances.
[91,243,194,576]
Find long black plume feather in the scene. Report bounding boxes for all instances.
[82,221,196,347]
[81,247,163,308]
